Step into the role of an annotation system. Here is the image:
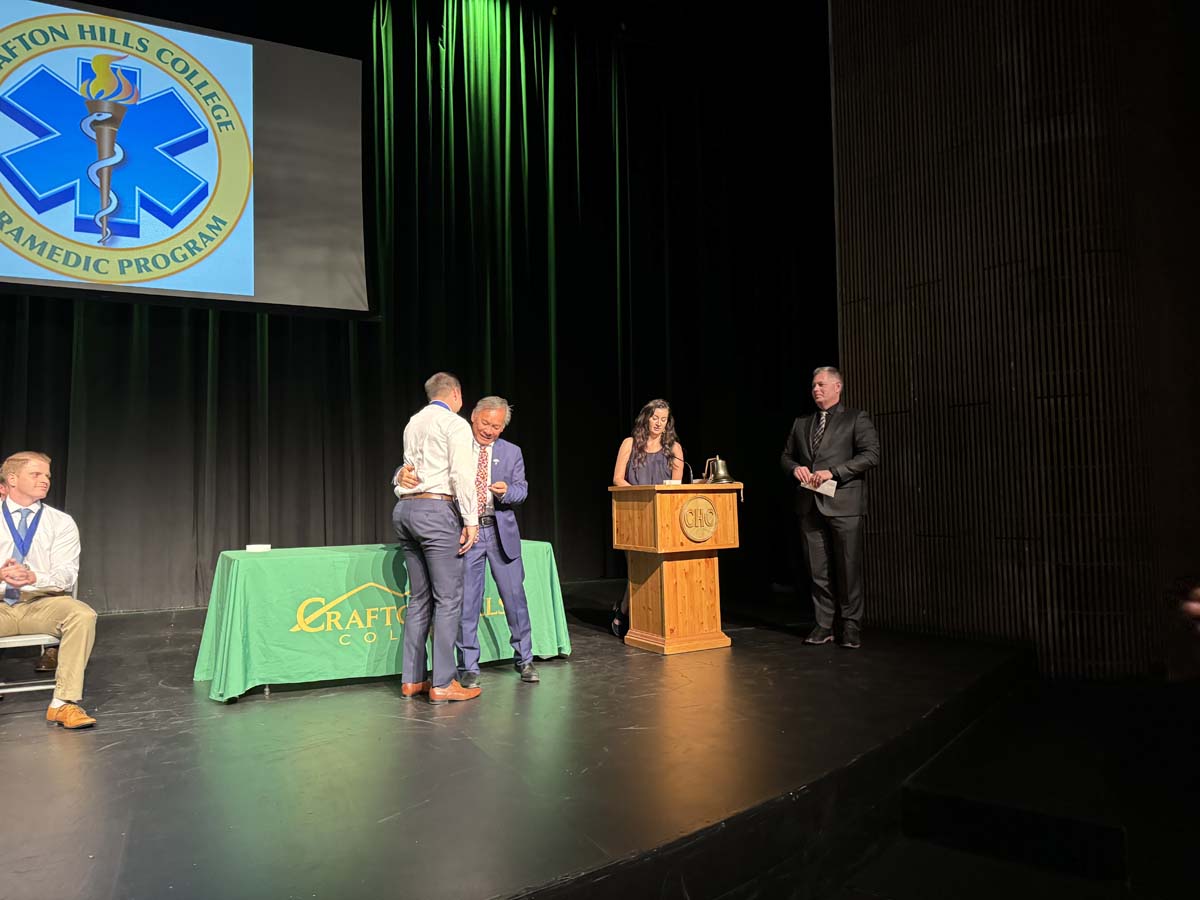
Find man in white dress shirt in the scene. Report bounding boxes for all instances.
[0,478,57,676]
[396,396,538,687]
[0,451,98,728]
[391,373,482,703]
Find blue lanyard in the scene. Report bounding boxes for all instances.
[429,400,451,411]
[2,504,44,563]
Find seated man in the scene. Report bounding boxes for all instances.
[397,396,538,686]
[0,451,98,728]
[0,478,54,675]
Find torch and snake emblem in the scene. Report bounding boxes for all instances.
[78,54,139,244]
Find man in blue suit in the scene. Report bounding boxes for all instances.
[397,395,538,687]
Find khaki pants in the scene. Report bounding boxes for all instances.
[0,591,97,702]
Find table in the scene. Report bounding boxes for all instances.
[193,541,571,701]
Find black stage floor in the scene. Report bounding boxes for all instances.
[0,583,1025,900]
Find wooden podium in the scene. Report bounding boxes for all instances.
[608,483,742,654]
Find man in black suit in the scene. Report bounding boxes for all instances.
[781,367,881,648]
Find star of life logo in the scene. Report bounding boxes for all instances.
[0,13,251,284]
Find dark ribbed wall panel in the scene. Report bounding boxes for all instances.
[829,0,1199,677]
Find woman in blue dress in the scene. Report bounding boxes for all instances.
[610,399,685,635]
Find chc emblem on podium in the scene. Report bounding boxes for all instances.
[679,496,718,542]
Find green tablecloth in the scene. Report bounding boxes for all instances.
[193,541,571,701]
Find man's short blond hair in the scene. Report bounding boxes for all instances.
[424,372,461,401]
[1,451,51,485]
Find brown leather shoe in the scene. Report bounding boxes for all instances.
[46,703,97,729]
[34,646,58,672]
[400,680,431,699]
[428,679,481,704]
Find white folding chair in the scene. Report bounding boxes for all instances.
[0,633,61,696]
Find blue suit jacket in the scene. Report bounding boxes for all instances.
[487,437,527,561]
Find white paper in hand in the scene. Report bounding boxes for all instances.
[801,480,837,498]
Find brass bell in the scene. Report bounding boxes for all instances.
[703,455,733,483]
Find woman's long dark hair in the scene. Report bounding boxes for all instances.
[630,399,677,471]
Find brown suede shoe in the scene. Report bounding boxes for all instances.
[46,703,96,729]
[34,647,58,672]
[427,679,481,704]
[400,680,432,699]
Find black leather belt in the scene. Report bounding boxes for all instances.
[478,515,497,527]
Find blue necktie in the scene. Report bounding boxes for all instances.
[4,508,31,605]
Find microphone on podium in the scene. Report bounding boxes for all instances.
[663,461,695,485]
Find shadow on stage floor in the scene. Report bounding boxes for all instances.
[0,581,1028,900]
